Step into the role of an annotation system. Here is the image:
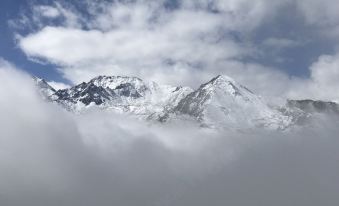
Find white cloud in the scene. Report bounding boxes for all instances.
[52,2,82,28]
[296,0,339,37]
[296,0,339,26]
[19,5,249,86]
[181,0,290,30]
[19,0,277,85]
[262,37,301,49]
[287,53,339,102]
[34,5,61,18]
[16,1,276,87]
[9,2,83,30]
[15,0,339,101]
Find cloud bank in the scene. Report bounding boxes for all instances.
[13,0,339,102]
[1,60,339,206]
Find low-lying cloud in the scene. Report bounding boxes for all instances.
[1,60,339,206]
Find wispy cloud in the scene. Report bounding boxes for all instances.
[12,0,339,100]
[262,37,301,49]
[33,5,61,18]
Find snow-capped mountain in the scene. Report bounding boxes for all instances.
[33,74,339,130]
[40,75,193,118]
[160,75,291,130]
[53,76,150,113]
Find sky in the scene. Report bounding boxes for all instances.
[1,0,339,100]
[0,0,64,82]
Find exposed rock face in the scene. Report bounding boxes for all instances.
[53,76,150,111]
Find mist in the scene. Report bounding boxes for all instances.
[1,65,339,206]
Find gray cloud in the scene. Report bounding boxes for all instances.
[1,60,339,206]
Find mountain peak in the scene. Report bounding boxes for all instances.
[210,74,236,84]
[169,74,291,129]
[200,75,254,99]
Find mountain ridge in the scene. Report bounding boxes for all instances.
[33,74,339,130]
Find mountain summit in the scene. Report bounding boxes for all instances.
[162,75,291,129]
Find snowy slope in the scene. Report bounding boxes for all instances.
[164,75,292,130]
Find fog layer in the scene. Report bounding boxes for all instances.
[1,64,339,206]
